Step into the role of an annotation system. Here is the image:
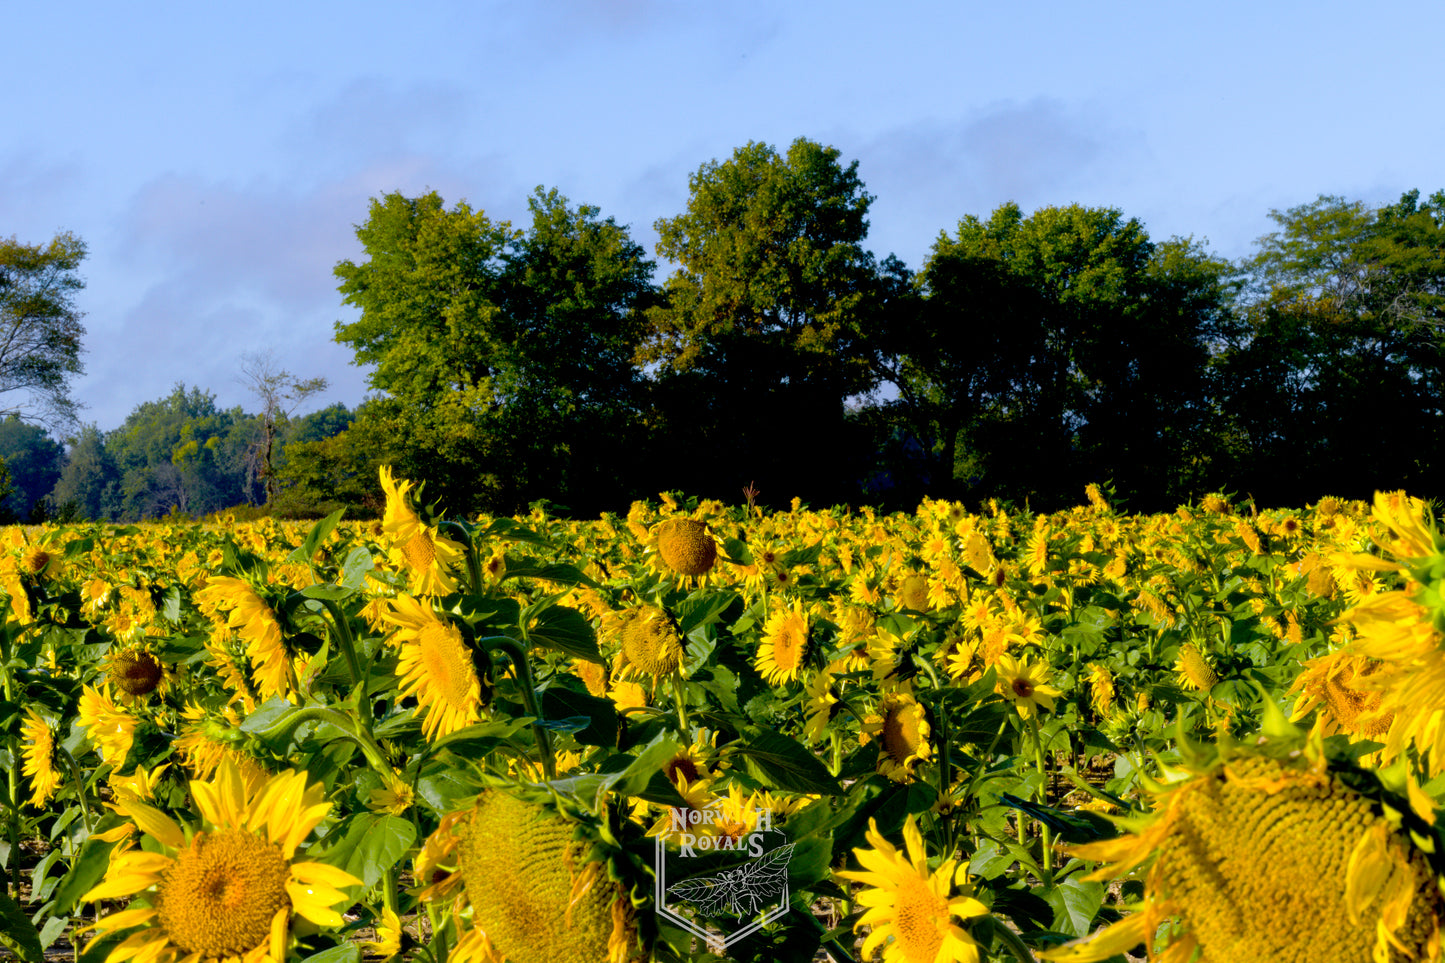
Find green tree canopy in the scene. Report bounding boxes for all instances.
[0,231,87,429]
[0,415,64,520]
[333,187,655,513]
[903,202,1239,509]
[643,138,892,504]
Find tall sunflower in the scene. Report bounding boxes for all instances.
[1039,729,1445,963]
[992,654,1062,720]
[195,576,296,702]
[837,814,988,963]
[379,465,468,596]
[78,685,137,766]
[381,594,485,741]
[82,757,360,963]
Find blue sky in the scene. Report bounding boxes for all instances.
[7,0,1442,435]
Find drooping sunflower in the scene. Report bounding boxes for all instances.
[803,667,839,746]
[615,605,685,679]
[82,757,360,963]
[20,709,62,808]
[837,813,988,963]
[1329,491,1445,773]
[756,599,809,685]
[105,644,172,703]
[418,789,646,963]
[379,465,468,596]
[992,654,1062,720]
[381,594,485,742]
[1039,723,1445,963]
[862,691,932,782]
[195,576,297,702]
[650,517,718,578]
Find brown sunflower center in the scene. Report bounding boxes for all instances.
[401,530,438,571]
[158,830,290,957]
[882,702,924,765]
[24,549,52,575]
[1011,677,1035,700]
[664,755,701,785]
[418,623,477,711]
[892,876,945,961]
[111,650,164,696]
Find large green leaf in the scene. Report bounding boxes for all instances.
[0,889,43,963]
[524,605,603,663]
[731,729,843,796]
[286,508,345,566]
[308,813,415,891]
[539,684,618,747]
[50,833,120,915]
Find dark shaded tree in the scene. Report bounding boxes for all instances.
[900,202,1239,510]
[48,423,119,520]
[642,138,892,505]
[0,415,64,519]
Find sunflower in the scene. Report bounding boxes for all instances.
[1085,663,1115,719]
[756,600,809,685]
[837,814,988,963]
[195,576,297,702]
[20,541,62,579]
[992,654,1062,720]
[420,789,644,963]
[803,667,839,745]
[381,595,485,742]
[78,684,137,766]
[894,573,931,612]
[379,465,468,596]
[1039,726,1445,963]
[82,757,360,963]
[21,709,62,808]
[616,606,685,679]
[862,691,932,782]
[105,645,171,703]
[651,518,717,578]
[1175,642,1218,692]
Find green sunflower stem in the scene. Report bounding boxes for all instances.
[0,627,19,901]
[992,923,1040,963]
[482,637,555,781]
[60,749,94,837]
[671,669,690,734]
[802,910,859,963]
[317,597,365,692]
[253,705,391,777]
[1027,713,1053,874]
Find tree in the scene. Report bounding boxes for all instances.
[0,232,87,429]
[333,188,656,513]
[1215,190,1445,502]
[643,138,890,504]
[237,350,328,504]
[904,202,1239,509]
[0,415,64,520]
[49,424,119,521]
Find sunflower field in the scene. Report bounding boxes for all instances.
[1,471,1443,963]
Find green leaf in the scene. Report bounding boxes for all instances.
[300,583,354,601]
[341,546,373,590]
[731,729,843,796]
[539,685,618,747]
[415,767,479,814]
[50,834,119,915]
[676,591,739,635]
[286,508,345,566]
[308,813,415,891]
[504,557,599,588]
[1045,876,1107,938]
[0,889,43,963]
[299,944,362,963]
[524,605,603,663]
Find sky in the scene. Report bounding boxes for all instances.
[6,0,1442,437]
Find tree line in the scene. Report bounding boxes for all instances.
[5,138,1443,520]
